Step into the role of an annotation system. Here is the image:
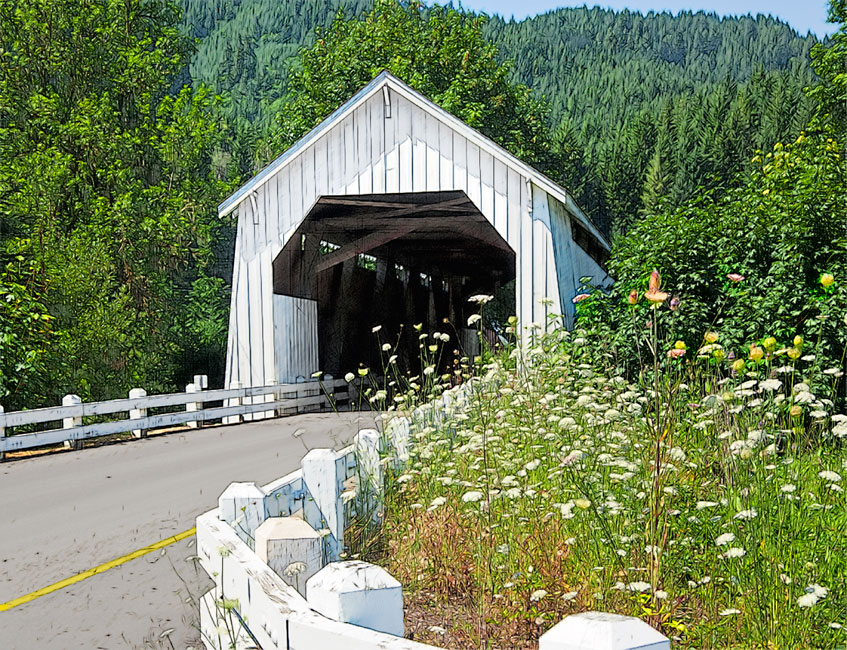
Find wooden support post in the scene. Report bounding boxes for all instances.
[129,388,147,439]
[186,382,201,429]
[223,380,242,425]
[63,394,83,450]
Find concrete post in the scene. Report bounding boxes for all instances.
[129,388,147,438]
[0,404,5,461]
[306,561,404,637]
[62,394,83,450]
[301,448,346,562]
[218,481,267,547]
[186,382,202,429]
[255,517,323,596]
[354,429,383,524]
[539,612,670,650]
[385,416,411,471]
[223,380,242,425]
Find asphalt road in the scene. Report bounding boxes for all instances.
[0,412,377,650]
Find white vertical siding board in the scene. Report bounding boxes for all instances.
[397,96,413,193]
[532,219,548,327]
[493,160,508,243]
[315,136,329,201]
[343,115,357,195]
[425,112,439,191]
[466,140,482,212]
[261,248,276,385]
[356,105,373,194]
[290,157,304,229]
[224,205,245,389]
[480,151,495,235]
[328,123,343,196]
[274,296,319,383]
[411,105,427,193]
[439,123,454,190]
[453,134,468,194]
[520,177,534,329]
[371,96,386,194]
[303,145,317,218]
[545,190,579,328]
[385,92,399,193]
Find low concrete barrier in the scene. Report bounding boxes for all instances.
[197,382,671,650]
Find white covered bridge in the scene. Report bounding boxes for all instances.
[220,71,610,389]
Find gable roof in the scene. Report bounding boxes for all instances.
[218,70,609,249]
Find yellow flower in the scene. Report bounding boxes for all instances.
[821,273,835,288]
[749,346,764,362]
[674,340,686,350]
[575,498,591,510]
[793,335,803,348]
[787,347,801,360]
[790,405,802,417]
[705,331,719,344]
[713,349,725,362]
[763,337,777,351]
[732,359,745,372]
[358,367,369,377]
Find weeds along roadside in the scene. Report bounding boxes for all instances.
[335,275,846,649]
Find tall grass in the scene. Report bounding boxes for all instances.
[352,277,846,649]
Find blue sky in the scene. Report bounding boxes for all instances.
[456,1,835,37]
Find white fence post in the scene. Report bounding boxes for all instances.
[539,612,670,650]
[186,382,201,428]
[354,429,383,524]
[129,388,147,438]
[302,449,346,562]
[218,481,267,546]
[0,405,5,461]
[223,380,242,425]
[62,394,83,450]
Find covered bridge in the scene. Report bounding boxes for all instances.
[219,71,610,389]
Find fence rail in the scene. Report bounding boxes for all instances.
[0,377,349,456]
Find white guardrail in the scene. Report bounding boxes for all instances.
[0,376,350,458]
[197,383,671,650]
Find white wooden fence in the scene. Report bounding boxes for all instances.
[197,384,671,650]
[0,376,349,459]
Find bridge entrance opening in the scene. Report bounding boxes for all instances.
[271,190,516,379]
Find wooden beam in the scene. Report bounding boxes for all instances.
[314,222,419,274]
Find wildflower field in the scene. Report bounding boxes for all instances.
[352,277,847,649]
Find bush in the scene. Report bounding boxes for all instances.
[579,133,847,399]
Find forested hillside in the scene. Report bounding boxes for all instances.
[179,1,818,230]
[1,0,841,413]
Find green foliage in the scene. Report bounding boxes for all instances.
[581,132,847,388]
[0,0,236,406]
[0,256,61,408]
[808,1,847,133]
[380,325,847,648]
[178,0,818,231]
[269,0,559,174]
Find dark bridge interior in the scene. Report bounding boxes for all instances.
[272,190,516,376]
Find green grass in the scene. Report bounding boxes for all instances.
[355,309,847,649]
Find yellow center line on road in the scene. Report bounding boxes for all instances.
[0,526,196,612]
